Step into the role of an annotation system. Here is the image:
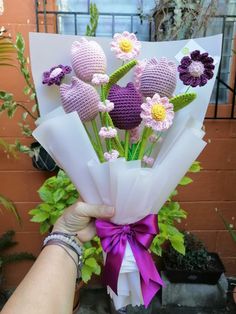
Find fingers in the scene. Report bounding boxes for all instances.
[77,221,96,242]
[75,202,115,219]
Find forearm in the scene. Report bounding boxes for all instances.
[2,245,77,314]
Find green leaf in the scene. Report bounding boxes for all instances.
[38,186,54,203]
[189,161,201,173]
[40,221,51,234]
[83,247,96,259]
[28,208,41,216]
[85,257,98,269]
[23,86,31,95]
[81,264,93,283]
[22,112,28,120]
[179,176,193,186]
[30,211,49,223]
[16,33,25,52]
[53,189,66,203]
[170,234,185,255]
[31,103,38,113]
[170,93,197,112]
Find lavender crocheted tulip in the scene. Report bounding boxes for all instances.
[140,58,177,98]
[60,77,99,122]
[108,83,142,130]
[71,38,107,82]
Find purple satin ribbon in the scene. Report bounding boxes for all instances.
[95,214,163,308]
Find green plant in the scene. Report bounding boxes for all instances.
[29,170,79,234]
[85,3,99,37]
[29,170,104,282]
[0,230,35,269]
[163,231,214,271]
[217,209,236,244]
[151,161,202,256]
[151,0,219,41]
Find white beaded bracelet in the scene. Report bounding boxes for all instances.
[43,232,83,280]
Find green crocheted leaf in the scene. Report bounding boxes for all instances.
[170,93,197,112]
[103,60,137,98]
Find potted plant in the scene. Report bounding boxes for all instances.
[163,232,225,284]
[0,230,35,310]
[217,209,236,304]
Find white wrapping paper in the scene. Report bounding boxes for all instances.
[30,33,222,309]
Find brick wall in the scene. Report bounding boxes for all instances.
[0,0,235,288]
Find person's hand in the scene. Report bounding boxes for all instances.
[53,201,114,242]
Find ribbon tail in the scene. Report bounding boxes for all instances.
[130,240,164,308]
[103,239,127,295]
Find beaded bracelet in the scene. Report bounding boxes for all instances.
[43,232,83,280]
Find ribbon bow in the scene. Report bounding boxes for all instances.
[95,214,163,307]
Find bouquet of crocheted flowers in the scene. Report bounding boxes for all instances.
[31,31,222,309]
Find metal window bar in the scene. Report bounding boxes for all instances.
[35,0,236,119]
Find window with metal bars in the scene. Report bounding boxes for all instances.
[35,0,236,119]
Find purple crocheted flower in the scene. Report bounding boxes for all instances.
[108,83,142,130]
[178,50,215,87]
[139,58,177,98]
[42,65,72,86]
[60,77,99,122]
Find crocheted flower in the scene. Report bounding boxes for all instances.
[99,127,117,139]
[143,155,154,166]
[60,77,99,122]
[141,93,174,131]
[111,31,141,61]
[71,38,107,82]
[42,65,72,86]
[133,59,147,91]
[104,150,119,161]
[98,99,114,113]
[139,58,177,98]
[178,50,215,87]
[108,83,142,130]
[91,73,109,85]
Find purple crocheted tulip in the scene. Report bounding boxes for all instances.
[60,77,99,122]
[140,58,177,98]
[108,83,142,130]
[71,38,107,82]
[178,50,215,87]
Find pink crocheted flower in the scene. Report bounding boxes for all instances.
[60,77,99,122]
[110,31,141,61]
[141,93,174,131]
[104,150,119,161]
[130,127,140,144]
[98,99,114,113]
[143,155,154,166]
[140,58,177,98]
[133,60,147,91]
[99,127,117,139]
[91,73,109,85]
[108,82,142,130]
[71,38,107,82]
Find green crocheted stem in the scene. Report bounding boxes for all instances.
[170,92,197,112]
[103,60,138,98]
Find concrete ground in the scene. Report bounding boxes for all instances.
[77,288,236,314]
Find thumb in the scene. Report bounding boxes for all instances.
[75,202,115,219]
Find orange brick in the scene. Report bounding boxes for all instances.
[216,231,236,257]
[221,257,236,276]
[187,231,217,252]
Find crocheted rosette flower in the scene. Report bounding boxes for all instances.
[60,77,99,122]
[71,38,107,82]
[178,50,215,87]
[139,58,177,98]
[42,65,72,86]
[141,93,174,131]
[110,31,141,61]
[108,82,142,130]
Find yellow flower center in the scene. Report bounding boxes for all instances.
[119,39,133,53]
[151,104,166,121]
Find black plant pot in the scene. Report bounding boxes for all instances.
[164,252,225,285]
[31,142,59,172]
